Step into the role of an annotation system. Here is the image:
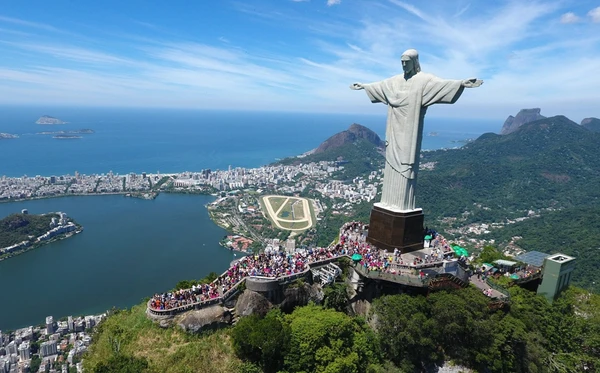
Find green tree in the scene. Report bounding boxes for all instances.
[283,305,382,373]
[231,309,290,373]
[323,283,349,313]
[372,294,440,371]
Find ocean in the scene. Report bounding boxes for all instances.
[0,107,499,177]
[0,107,500,330]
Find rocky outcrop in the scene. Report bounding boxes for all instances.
[313,123,384,154]
[500,108,545,135]
[279,283,324,313]
[581,117,600,132]
[172,305,232,333]
[235,289,273,317]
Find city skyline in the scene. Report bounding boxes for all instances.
[1,0,600,120]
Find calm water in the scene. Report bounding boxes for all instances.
[0,194,234,330]
[0,107,499,177]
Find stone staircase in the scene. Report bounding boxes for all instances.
[226,307,240,326]
[428,273,468,291]
[310,263,342,286]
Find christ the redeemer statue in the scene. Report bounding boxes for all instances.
[351,49,482,212]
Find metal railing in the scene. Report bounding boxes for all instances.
[485,278,511,301]
[147,251,472,316]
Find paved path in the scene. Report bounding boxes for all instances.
[469,274,507,299]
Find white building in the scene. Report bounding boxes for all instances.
[40,340,58,357]
[17,341,29,361]
[46,316,54,335]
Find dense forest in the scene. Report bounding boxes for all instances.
[418,116,600,222]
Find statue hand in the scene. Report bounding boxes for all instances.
[350,83,364,90]
[462,78,483,88]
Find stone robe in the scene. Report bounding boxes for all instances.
[362,72,464,211]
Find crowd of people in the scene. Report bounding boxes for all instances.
[149,221,458,312]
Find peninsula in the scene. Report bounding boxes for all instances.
[0,211,82,261]
[36,115,67,125]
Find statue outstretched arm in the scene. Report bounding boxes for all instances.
[462,78,483,88]
[350,83,364,90]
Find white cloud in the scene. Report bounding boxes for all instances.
[588,7,600,23]
[560,12,580,24]
[327,0,341,6]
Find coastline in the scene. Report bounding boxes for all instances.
[0,227,83,262]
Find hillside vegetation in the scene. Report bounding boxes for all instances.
[419,115,600,221]
[0,213,54,247]
[83,302,243,373]
[84,285,600,373]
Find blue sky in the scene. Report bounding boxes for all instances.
[1,0,599,120]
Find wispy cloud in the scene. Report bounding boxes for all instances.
[327,0,341,6]
[0,1,599,120]
[0,15,60,32]
[589,7,600,23]
[560,12,580,24]
[1,42,132,65]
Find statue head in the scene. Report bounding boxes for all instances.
[401,49,421,75]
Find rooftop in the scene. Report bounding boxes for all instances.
[514,251,550,268]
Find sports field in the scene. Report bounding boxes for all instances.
[261,195,315,232]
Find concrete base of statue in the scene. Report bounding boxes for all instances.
[366,203,424,253]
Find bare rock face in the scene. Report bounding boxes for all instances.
[500,108,545,135]
[173,305,231,333]
[581,117,600,132]
[235,290,273,317]
[280,283,324,313]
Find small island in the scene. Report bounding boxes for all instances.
[36,115,67,125]
[0,133,19,139]
[37,129,94,135]
[53,134,83,139]
[0,211,83,261]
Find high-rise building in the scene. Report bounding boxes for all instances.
[40,341,58,357]
[6,341,17,356]
[0,356,9,373]
[84,316,95,329]
[46,316,54,335]
[67,316,74,332]
[17,342,30,361]
[0,330,3,347]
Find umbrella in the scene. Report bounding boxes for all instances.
[351,253,362,261]
[424,235,432,240]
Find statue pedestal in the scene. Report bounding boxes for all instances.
[366,204,424,253]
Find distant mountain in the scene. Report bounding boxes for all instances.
[420,115,600,289]
[276,123,384,180]
[313,123,384,154]
[421,115,598,217]
[36,115,67,125]
[581,117,600,132]
[500,108,545,135]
